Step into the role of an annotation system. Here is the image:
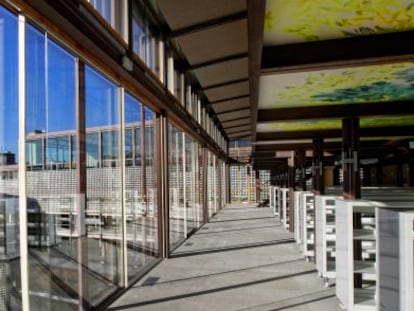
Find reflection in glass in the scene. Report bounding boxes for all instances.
[132,1,159,74]
[86,133,100,168]
[168,125,185,248]
[0,5,20,310]
[144,107,157,247]
[85,65,122,303]
[124,93,158,283]
[26,24,79,309]
[207,150,215,218]
[185,136,195,234]
[90,0,113,26]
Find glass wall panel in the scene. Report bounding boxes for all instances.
[215,157,220,211]
[259,170,271,202]
[0,5,20,310]
[90,0,113,24]
[184,135,195,234]
[124,94,158,283]
[207,151,215,218]
[132,2,159,74]
[168,124,185,248]
[88,0,126,40]
[26,24,79,309]
[85,65,122,304]
[198,145,204,222]
[144,106,158,254]
[230,165,257,203]
[46,136,70,169]
[221,162,226,207]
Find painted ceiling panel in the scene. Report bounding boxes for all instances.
[259,62,414,109]
[264,0,414,46]
[256,115,414,132]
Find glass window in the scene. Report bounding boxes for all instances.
[25,23,79,309]
[90,0,113,24]
[125,128,133,165]
[0,5,20,310]
[102,130,119,166]
[85,65,122,299]
[46,136,70,169]
[86,132,100,168]
[132,2,158,73]
[168,124,186,248]
[144,107,154,165]
[124,94,158,282]
[71,135,76,168]
[26,139,43,169]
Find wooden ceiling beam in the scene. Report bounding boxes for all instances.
[190,52,248,70]
[248,0,266,150]
[257,102,414,122]
[202,78,249,91]
[262,31,414,74]
[256,126,414,141]
[169,11,247,38]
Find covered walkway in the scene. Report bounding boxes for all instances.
[109,204,340,311]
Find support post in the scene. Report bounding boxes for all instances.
[312,138,324,265]
[18,15,29,311]
[342,117,361,288]
[288,151,295,232]
[312,139,324,196]
[157,111,169,258]
[296,150,306,191]
[202,147,208,223]
[409,159,414,187]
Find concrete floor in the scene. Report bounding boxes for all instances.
[109,204,341,311]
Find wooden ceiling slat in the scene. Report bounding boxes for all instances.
[190,52,248,70]
[222,122,251,130]
[216,107,250,115]
[203,78,249,91]
[225,125,251,134]
[170,11,247,38]
[217,109,250,122]
[221,116,251,126]
[205,80,250,103]
[177,19,247,67]
[210,94,249,105]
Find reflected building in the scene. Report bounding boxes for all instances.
[0,1,229,309]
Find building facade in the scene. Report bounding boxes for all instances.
[0,1,234,309]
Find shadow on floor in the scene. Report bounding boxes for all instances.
[107,269,317,310]
[209,216,276,223]
[237,288,336,311]
[193,224,281,236]
[170,238,295,258]
[136,258,306,288]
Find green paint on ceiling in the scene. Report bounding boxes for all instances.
[259,62,414,109]
[257,115,414,132]
[264,0,414,45]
